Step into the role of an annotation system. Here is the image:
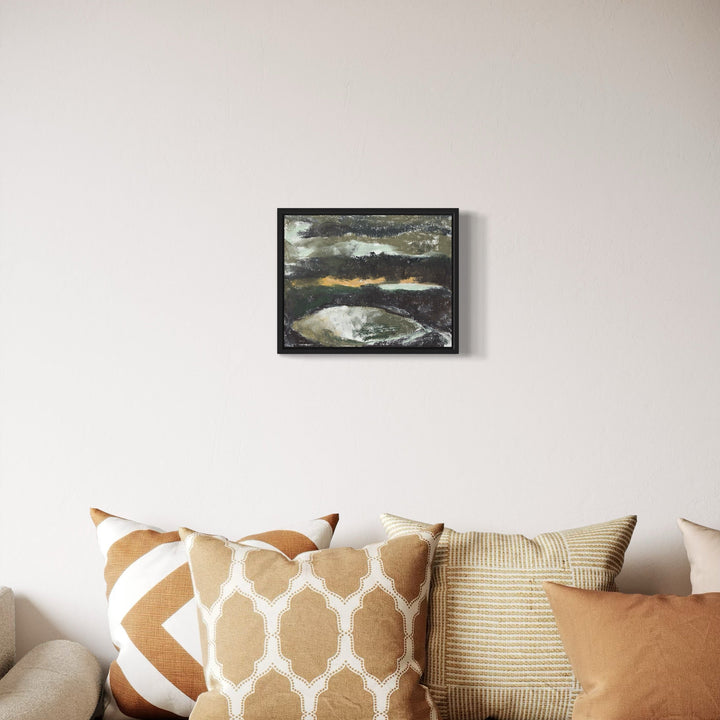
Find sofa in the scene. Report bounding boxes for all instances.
[0,586,103,720]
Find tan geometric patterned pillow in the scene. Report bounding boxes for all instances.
[381,514,637,720]
[179,523,444,720]
[91,508,339,720]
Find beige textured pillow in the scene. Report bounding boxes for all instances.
[677,517,720,593]
[179,524,444,720]
[544,582,720,720]
[91,509,339,720]
[381,514,636,720]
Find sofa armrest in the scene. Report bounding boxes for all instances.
[0,588,14,678]
[0,639,102,720]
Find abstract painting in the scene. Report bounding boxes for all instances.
[278,209,458,353]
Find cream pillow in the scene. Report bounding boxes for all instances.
[677,517,720,593]
[381,514,636,720]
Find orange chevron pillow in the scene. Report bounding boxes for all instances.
[91,508,339,720]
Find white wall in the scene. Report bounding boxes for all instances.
[1,0,719,665]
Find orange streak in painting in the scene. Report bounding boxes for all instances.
[317,276,385,287]
[291,276,422,288]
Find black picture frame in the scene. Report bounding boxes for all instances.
[278,208,459,354]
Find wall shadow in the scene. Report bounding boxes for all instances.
[276,210,487,358]
[618,542,692,596]
[458,212,487,357]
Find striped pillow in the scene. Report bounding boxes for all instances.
[91,508,339,720]
[381,514,636,720]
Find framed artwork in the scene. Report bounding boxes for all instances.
[278,208,458,353]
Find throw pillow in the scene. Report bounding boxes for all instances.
[544,582,720,720]
[677,517,720,593]
[179,523,444,720]
[381,513,636,720]
[91,508,339,720]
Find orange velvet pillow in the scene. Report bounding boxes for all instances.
[544,582,720,720]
